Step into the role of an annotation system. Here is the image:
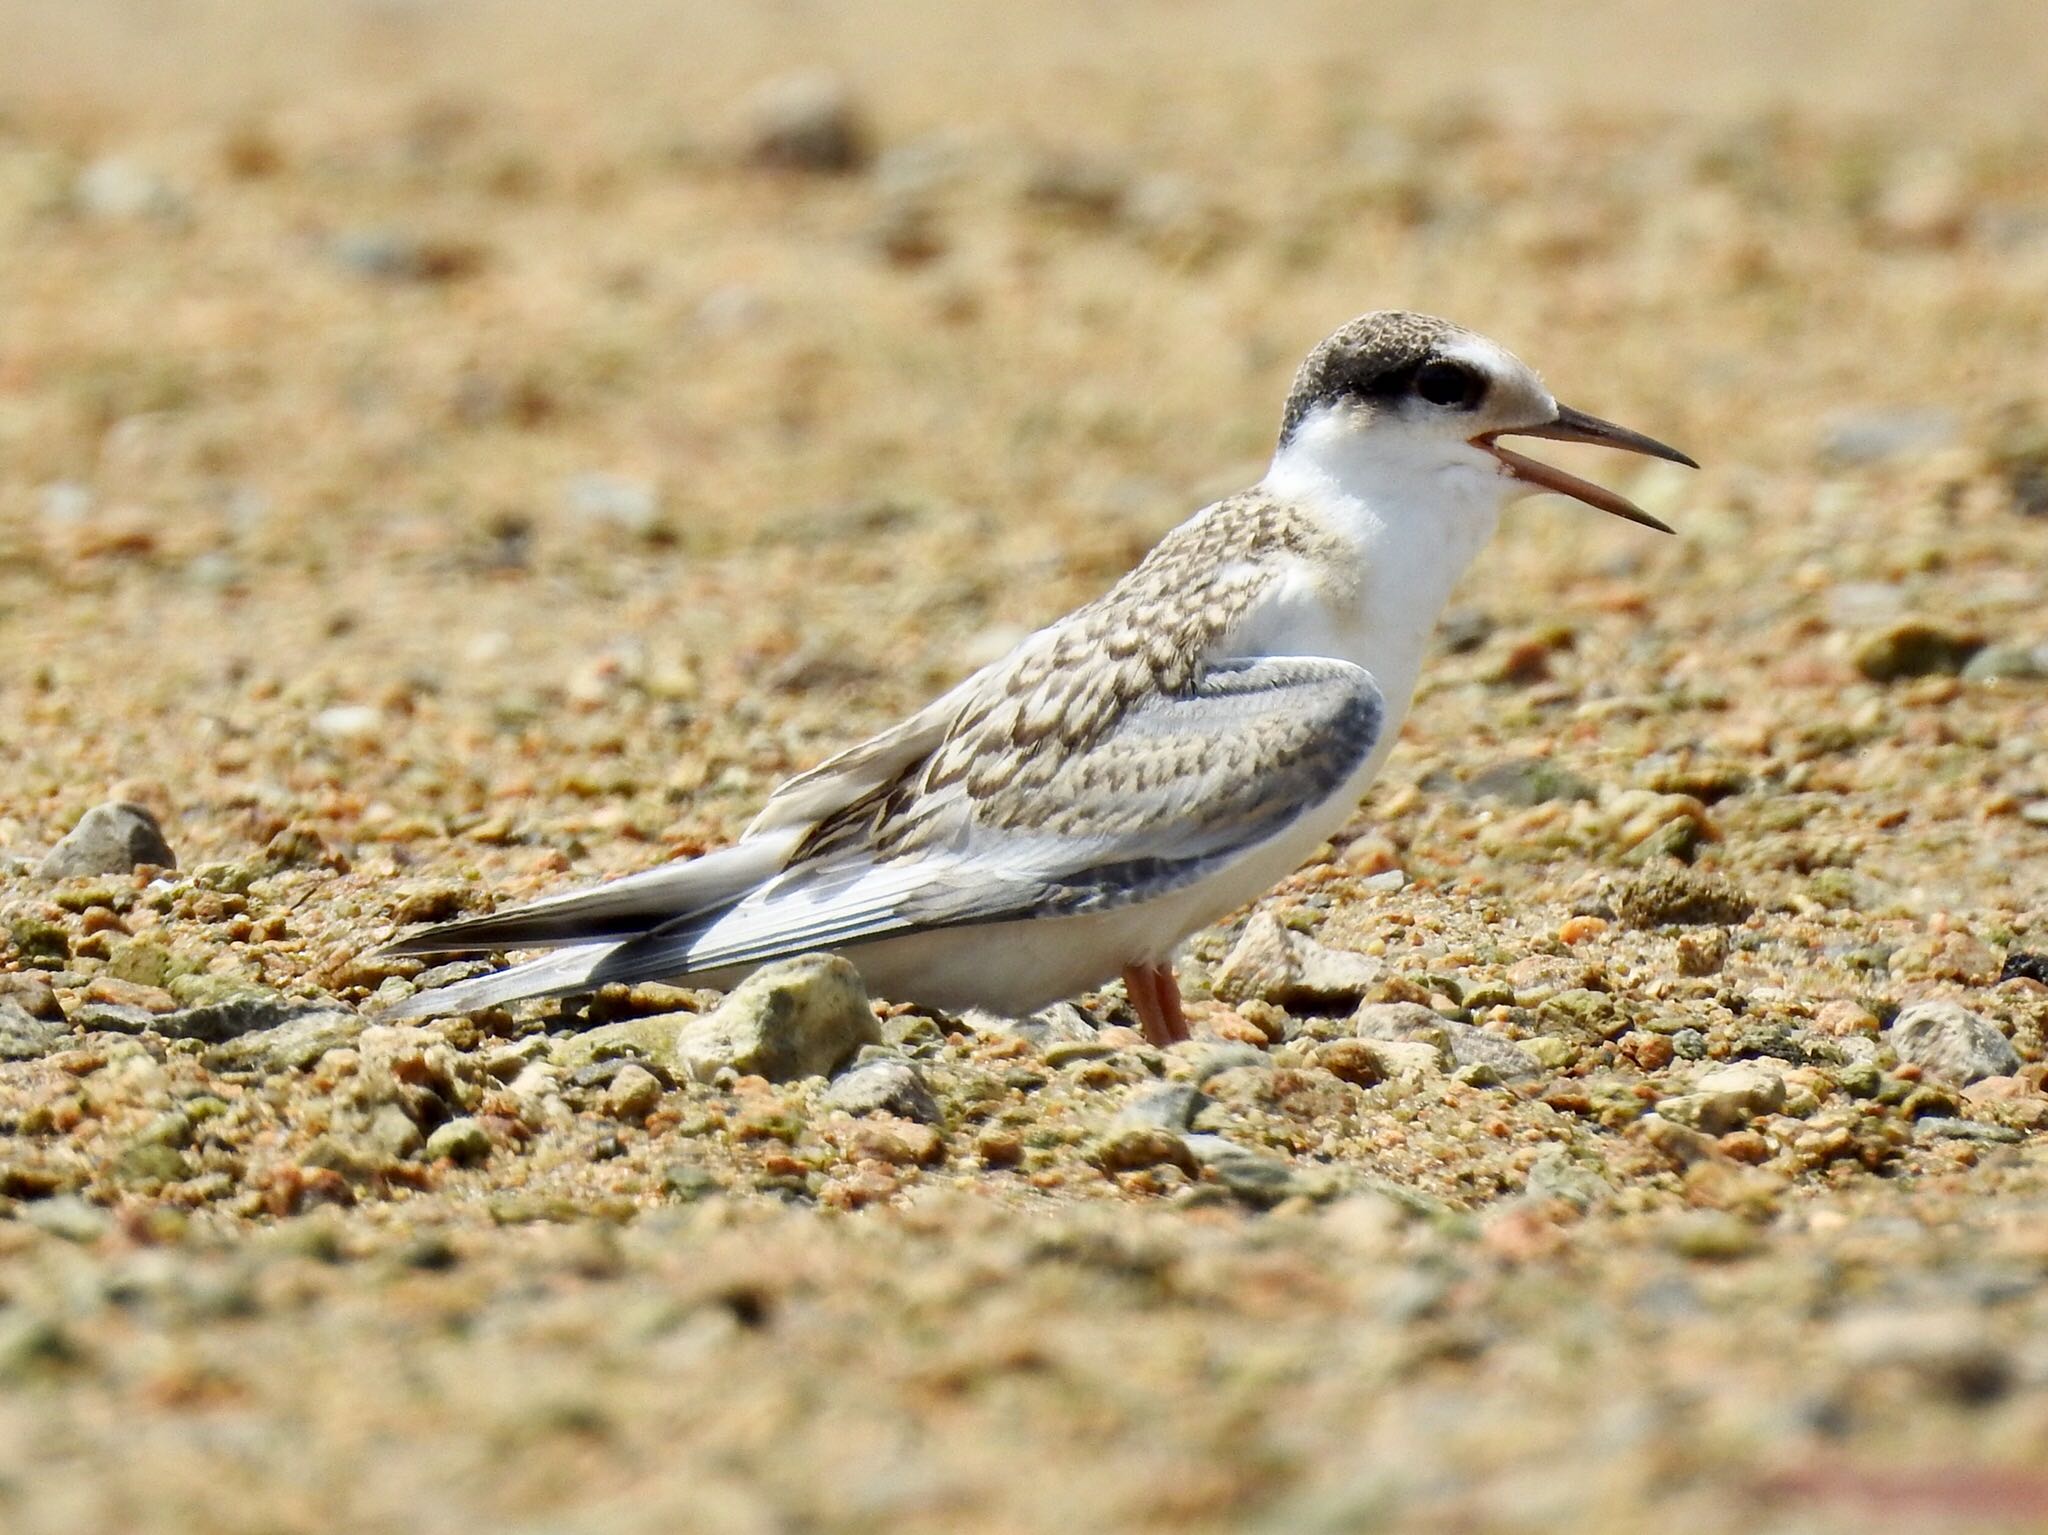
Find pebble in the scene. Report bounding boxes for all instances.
[1651,1065,1786,1136]
[970,1002,1097,1049]
[158,992,328,1043]
[1852,617,1984,682]
[1886,1000,2021,1084]
[1818,407,1959,467]
[600,1064,664,1121]
[37,802,177,879]
[741,72,871,173]
[550,1012,695,1075]
[0,973,63,1021]
[1113,1081,1203,1133]
[1183,1135,1334,1206]
[204,1010,361,1072]
[1462,759,1598,807]
[562,472,664,538]
[73,1002,157,1035]
[673,955,880,1084]
[70,157,188,223]
[1961,642,2048,682]
[1094,1126,1198,1175]
[0,1000,70,1061]
[1525,1147,1613,1210]
[1830,1308,2010,1401]
[21,1196,111,1243]
[1659,1210,1760,1260]
[312,705,383,744]
[1613,865,1755,928]
[1353,1038,1448,1081]
[2000,952,2048,985]
[822,1059,941,1123]
[327,228,485,284]
[1351,1002,1535,1079]
[1213,911,1381,1007]
[1558,915,1607,944]
[423,1118,492,1165]
[1021,153,1129,219]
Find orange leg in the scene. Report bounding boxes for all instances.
[1121,962,1191,1047]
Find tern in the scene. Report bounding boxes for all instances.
[379,311,1693,1045]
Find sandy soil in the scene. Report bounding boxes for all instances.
[4,3,2048,1532]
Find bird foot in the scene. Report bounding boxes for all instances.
[1121,962,1190,1047]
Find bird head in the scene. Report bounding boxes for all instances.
[1275,311,1695,532]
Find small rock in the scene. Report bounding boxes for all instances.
[551,1011,695,1075]
[1852,617,1984,682]
[423,1118,492,1165]
[1113,1081,1203,1133]
[1676,929,1730,976]
[159,992,326,1042]
[823,1059,940,1123]
[22,1196,111,1243]
[2000,952,2048,985]
[312,705,383,744]
[1358,1038,1448,1081]
[1182,1043,1270,1082]
[1831,1308,2011,1401]
[1021,153,1129,219]
[0,973,64,1021]
[1314,1038,1387,1087]
[968,1002,1098,1049]
[1094,1126,1198,1175]
[37,802,176,879]
[205,1010,360,1072]
[1656,1065,1784,1135]
[1696,1062,1789,1116]
[328,228,486,283]
[843,1118,943,1167]
[600,1064,664,1121]
[1870,152,1971,248]
[674,955,880,1084]
[1887,1000,2021,1084]
[563,472,665,539]
[1184,1135,1334,1206]
[1660,1210,1760,1260]
[71,157,188,223]
[1525,1147,1613,1210]
[72,1002,156,1035]
[1961,643,2048,683]
[1819,407,1959,467]
[1650,1092,1742,1136]
[1353,1003,1540,1081]
[1915,1118,2024,1145]
[1213,911,1381,1008]
[1614,865,1755,928]
[662,1163,722,1201]
[742,72,871,174]
[1463,759,1599,807]
[0,1000,69,1061]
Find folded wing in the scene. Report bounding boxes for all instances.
[550,654,1385,992]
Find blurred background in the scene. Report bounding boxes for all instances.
[5,7,2048,1533]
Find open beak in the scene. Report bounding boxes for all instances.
[1474,404,1697,534]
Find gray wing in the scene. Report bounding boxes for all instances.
[568,654,1384,988]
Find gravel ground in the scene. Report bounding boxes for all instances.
[4,4,2048,1531]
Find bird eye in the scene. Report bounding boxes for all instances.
[1414,360,1483,409]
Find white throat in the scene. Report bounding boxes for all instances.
[1258,406,1509,698]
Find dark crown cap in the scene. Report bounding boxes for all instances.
[1278,311,1472,446]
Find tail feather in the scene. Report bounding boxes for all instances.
[379,946,622,1020]
[377,836,793,958]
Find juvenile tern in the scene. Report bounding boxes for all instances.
[379,311,1693,1044]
